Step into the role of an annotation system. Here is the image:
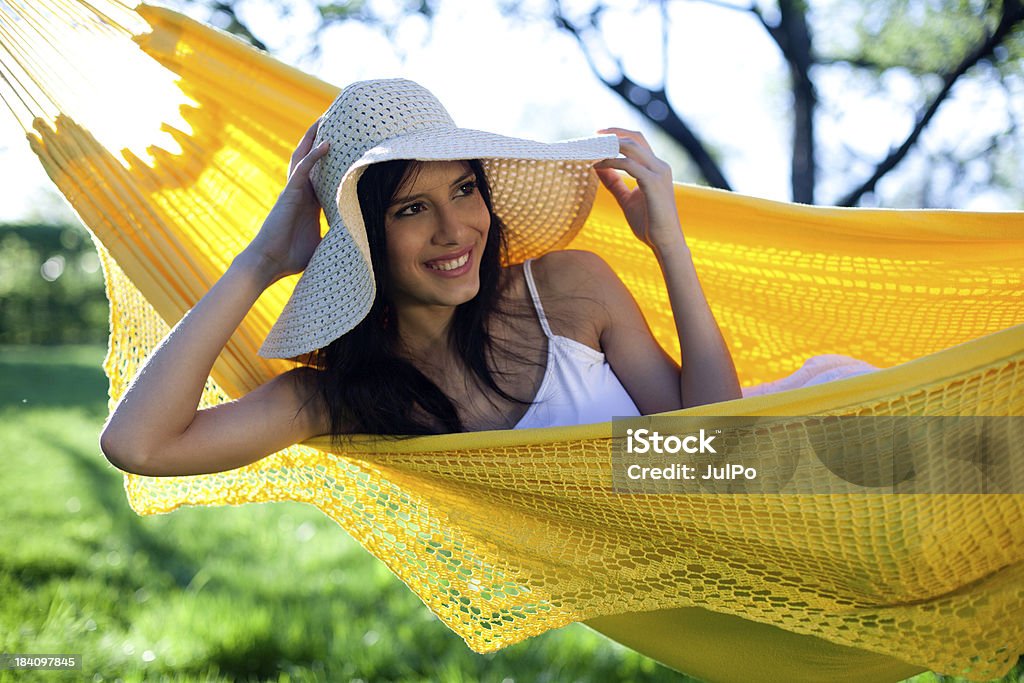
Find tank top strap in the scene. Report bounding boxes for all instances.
[522,259,554,339]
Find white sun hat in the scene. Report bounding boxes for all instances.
[258,78,620,359]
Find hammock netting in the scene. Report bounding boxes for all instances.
[3,2,1024,681]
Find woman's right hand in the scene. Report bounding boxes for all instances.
[241,120,331,283]
[100,121,333,478]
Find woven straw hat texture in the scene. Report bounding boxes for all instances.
[259,78,619,358]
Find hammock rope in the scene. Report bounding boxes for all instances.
[3,2,1024,681]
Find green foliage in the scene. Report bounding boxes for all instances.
[826,0,1024,78]
[1006,22,1024,61]
[317,0,367,22]
[849,0,994,74]
[0,224,108,346]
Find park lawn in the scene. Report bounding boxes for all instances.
[0,345,682,682]
[0,346,1017,683]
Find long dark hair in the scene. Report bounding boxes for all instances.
[308,158,531,441]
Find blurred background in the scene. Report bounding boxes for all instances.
[2,0,1022,680]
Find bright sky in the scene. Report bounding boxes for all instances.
[0,0,1019,223]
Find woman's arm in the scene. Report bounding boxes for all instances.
[594,128,741,409]
[100,122,331,476]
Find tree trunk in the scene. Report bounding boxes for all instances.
[777,0,816,204]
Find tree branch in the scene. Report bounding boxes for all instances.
[817,55,893,71]
[554,1,732,190]
[837,0,1024,207]
[691,0,816,202]
[209,1,268,52]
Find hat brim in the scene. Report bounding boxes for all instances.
[258,129,619,359]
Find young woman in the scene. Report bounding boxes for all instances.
[99,78,741,477]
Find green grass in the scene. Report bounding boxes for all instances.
[0,346,685,682]
[0,346,1020,682]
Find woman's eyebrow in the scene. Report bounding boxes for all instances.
[389,171,476,206]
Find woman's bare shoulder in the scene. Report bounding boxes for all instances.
[530,250,621,347]
[532,250,621,299]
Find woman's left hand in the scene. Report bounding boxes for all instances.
[594,128,685,255]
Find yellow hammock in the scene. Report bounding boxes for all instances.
[3,2,1023,681]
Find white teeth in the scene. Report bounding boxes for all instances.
[426,252,470,271]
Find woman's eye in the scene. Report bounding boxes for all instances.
[458,180,478,196]
[396,202,425,217]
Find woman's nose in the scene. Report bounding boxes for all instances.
[432,205,468,244]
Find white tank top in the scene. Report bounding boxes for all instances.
[514,259,641,430]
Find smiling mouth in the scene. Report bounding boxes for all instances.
[425,250,471,272]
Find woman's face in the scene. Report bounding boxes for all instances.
[383,160,491,313]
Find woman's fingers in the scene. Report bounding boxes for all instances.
[297,140,330,172]
[299,118,321,149]
[599,127,652,151]
[595,129,681,250]
[597,145,668,190]
[619,139,670,175]
[288,118,324,176]
[594,165,633,206]
[599,129,668,179]
[599,128,657,162]
[289,123,316,163]
[595,154,645,178]
[287,141,330,187]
